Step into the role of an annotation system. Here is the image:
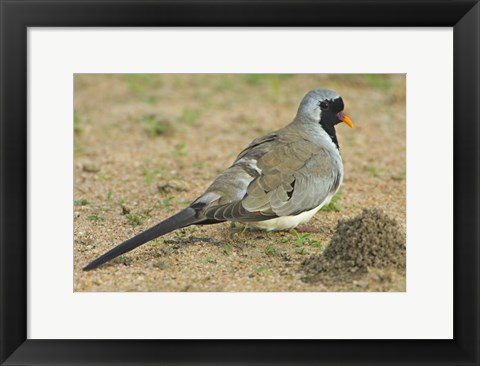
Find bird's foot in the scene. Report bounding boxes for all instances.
[295,225,319,233]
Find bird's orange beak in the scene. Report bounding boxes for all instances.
[337,111,354,128]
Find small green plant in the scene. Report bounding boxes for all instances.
[142,115,169,136]
[284,230,323,255]
[174,143,188,157]
[265,245,278,256]
[158,196,174,210]
[310,240,325,252]
[113,255,131,266]
[178,108,201,126]
[74,143,84,157]
[193,161,205,169]
[125,74,163,104]
[141,164,161,185]
[87,215,104,221]
[295,247,309,255]
[365,74,392,91]
[74,199,89,206]
[278,74,293,80]
[74,110,83,134]
[292,230,311,246]
[223,243,232,256]
[175,228,187,238]
[126,213,144,226]
[256,266,267,273]
[320,191,342,212]
[214,77,233,91]
[106,191,113,202]
[203,256,215,264]
[270,75,281,102]
[366,165,381,177]
[255,266,271,276]
[98,171,111,180]
[245,74,266,85]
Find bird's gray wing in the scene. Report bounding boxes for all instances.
[191,131,279,219]
[201,136,341,222]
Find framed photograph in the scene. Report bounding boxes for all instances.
[73,72,407,293]
[1,1,479,365]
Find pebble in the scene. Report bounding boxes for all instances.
[157,179,190,193]
[82,162,100,173]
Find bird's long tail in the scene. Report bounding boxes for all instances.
[83,208,199,271]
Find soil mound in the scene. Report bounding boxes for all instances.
[302,209,406,285]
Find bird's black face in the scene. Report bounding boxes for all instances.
[318,97,346,126]
[318,97,353,148]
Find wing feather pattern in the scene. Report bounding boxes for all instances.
[201,131,342,223]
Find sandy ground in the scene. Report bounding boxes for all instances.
[74,74,406,292]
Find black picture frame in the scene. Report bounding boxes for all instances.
[1,1,479,365]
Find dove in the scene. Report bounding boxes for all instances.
[83,88,353,270]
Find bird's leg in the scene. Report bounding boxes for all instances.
[241,224,249,234]
[228,222,249,235]
[295,225,319,233]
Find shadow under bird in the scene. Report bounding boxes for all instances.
[83,88,354,271]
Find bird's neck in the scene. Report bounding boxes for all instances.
[291,116,340,150]
[319,122,339,150]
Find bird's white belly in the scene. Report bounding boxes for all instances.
[247,203,325,231]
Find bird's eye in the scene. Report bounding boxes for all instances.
[319,101,329,110]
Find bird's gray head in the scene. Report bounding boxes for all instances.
[295,88,354,148]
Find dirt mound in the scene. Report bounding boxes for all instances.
[302,209,406,286]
